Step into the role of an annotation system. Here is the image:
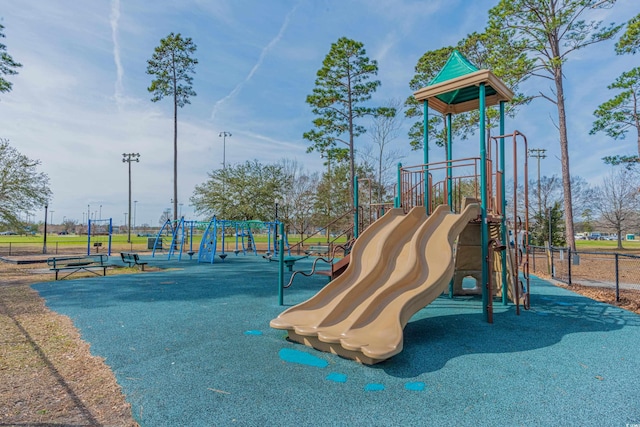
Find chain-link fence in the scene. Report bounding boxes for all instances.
[529,245,640,301]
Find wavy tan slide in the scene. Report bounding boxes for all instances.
[270,207,424,334]
[270,203,480,364]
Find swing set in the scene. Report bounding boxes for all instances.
[151,217,288,263]
[86,218,113,256]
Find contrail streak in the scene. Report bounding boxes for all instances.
[211,2,300,121]
[110,0,124,106]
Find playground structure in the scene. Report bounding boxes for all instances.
[271,50,531,364]
[86,218,113,256]
[152,217,289,263]
[197,218,261,263]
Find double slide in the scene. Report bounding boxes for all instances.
[270,203,480,364]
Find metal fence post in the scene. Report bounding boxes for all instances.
[568,247,572,286]
[615,253,620,302]
[532,247,536,272]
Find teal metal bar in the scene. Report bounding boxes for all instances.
[278,222,285,305]
[446,113,453,210]
[423,100,430,215]
[479,83,489,322]
[499,101,508,305]
[354,175,359,238]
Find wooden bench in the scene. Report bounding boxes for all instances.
[47,254,113,280]
[120,252,148,270]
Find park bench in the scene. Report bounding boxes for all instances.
[306,245,330,256]
[120,252,148,270]
[47,254,113,280]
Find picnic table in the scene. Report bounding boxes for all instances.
[47,254,113,280]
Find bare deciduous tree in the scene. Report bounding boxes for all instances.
[361,98,405,203]
[593,168,640,249]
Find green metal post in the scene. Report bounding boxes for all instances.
[479,83,489,322]
[395,163,402,208]
[278,222,285,305]
[423,100,430,215]
[446,113,453,209]
[499,101,508,305]
[354,175,359,238]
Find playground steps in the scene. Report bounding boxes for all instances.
[315,254,350,280]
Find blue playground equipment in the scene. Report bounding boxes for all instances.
[152,217,207,260]
[151,217,291,263]
[231,220,258,256]
[87,218,112,256]
[198,217,218,263]
[265,221,290,256]
[198,219,262,264]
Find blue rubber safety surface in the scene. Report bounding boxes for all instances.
[32,255,640,427]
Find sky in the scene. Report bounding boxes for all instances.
[0,0,638,228]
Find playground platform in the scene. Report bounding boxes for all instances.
[31,255,640,426]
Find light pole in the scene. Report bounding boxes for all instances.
[124,213,128,234]
[219,131,232,170]
[43,204,48,254]
[528,148,547,217]
[122,153,140,243]
[99,204,102,220]
[87,204,90,225]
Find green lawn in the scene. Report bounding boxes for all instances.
[575,239,640,251]
[0,233,345,247]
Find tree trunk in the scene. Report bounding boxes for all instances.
[554,65,576,251]
[348,85,355,208]
[635,99,639,158]
[172,53,178,222]
[637,126,640,160]
[378,145,383,204]
[174,98,178,221]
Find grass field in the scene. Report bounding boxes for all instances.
[0,232,345,255]
[2,233,637,257]
[575,239,640,251]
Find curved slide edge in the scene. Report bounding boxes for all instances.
[340,203,480,363]
[270,208,411,332]
[284,203,480,365]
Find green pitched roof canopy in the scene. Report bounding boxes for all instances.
[413,50,514,115]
